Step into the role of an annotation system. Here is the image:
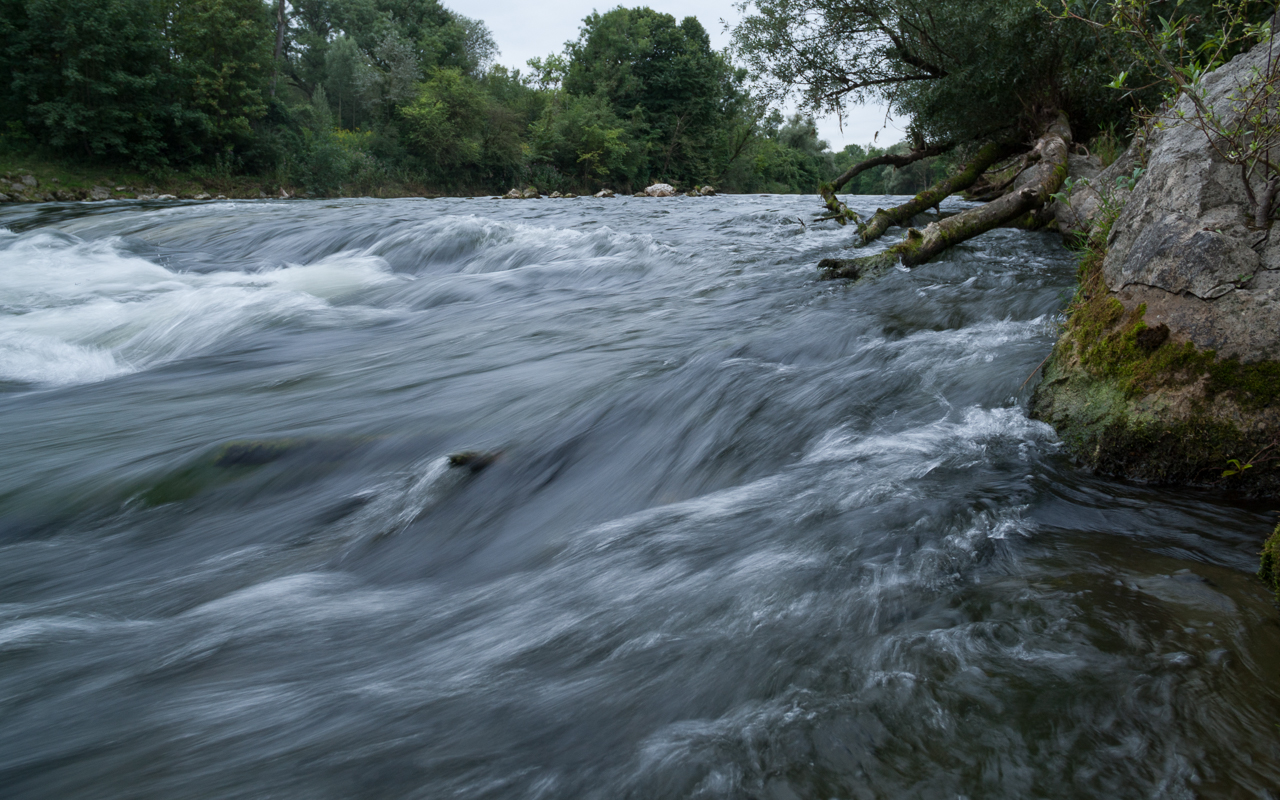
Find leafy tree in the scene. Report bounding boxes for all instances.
[0,0,177,161]
[399,66,523,186]
[529,93,639,187]
[733,0,1128,146]
[168,0,274,149]
[562,7,738,184]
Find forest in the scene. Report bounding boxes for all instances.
[0,0,944,196]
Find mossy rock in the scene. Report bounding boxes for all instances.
[1030,233,1280,495]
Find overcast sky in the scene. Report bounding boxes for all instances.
[475,0,906,150]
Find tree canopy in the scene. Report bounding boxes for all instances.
[732,0,1133,145]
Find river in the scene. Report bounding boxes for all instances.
[1,195,1278,798]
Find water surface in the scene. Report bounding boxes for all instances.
[2,195,1278,799]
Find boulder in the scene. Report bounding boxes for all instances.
[503,188,522,199]
[156,194,177,201]
[549,190,563,198]
[699,185,716,196]
[644,183,676,197]
[633,192,646,197]
[20,175,36,187]
[1031,33,1280,495]
[89,186,111,201]
[0,193,10,203]
[522,187,539,199]
[193,192,211,200]
[594,188,615,198]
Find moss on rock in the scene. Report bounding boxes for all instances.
[1031,229,1280,495]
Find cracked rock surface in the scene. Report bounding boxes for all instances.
[1103,39,1280,361]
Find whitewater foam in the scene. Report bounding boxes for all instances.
[0,233,402,387]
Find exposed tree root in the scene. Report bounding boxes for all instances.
[821,114,1071,279]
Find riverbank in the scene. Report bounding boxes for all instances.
[0,155,748,204]
[0,154,501,202]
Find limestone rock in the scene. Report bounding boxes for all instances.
[594,188,615,198]
[549,190,563,198]
[1031,33,1280,494]
[503,188,522,199]
[699,185,716,196]
[644,183,676,197]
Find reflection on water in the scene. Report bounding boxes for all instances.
[1,196,1277,799]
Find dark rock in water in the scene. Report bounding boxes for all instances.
[447,450,499,473]
[817,258,862,281]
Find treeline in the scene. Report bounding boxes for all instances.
[0,0,911,196]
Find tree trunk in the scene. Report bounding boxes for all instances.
[817,141,952,225]
[856,141,1008,245]
[820,115,1071,280]
[271,0,287,98]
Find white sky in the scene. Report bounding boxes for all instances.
[472,0,906,150]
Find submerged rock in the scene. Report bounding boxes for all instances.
[594,188,615,198]
[446,450,500,473]
[1031,34,1280,495]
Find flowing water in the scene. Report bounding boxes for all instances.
[1,195,1278,799]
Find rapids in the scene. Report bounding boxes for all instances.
[1,195,1277,799]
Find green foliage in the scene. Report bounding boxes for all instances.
[734,0,1136,147]
[558,7,746,186]
[0,0,872,194]
[528,94,638,184]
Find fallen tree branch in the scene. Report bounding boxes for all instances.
[857,141,1011,245]
[821,114,1071,279]
[817,141,954,226]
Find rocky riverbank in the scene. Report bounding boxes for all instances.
[1032,34,1280,497]
[1028,35,1280,596]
